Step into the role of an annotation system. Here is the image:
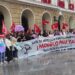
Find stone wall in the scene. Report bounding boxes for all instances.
[0,0,75,31]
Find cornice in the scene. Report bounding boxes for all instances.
[3,0,75,14]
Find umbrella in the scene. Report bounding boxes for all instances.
[15,25,24,32]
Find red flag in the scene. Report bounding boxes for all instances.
[2,20,8,35]
[42,20,46,25]
[51,22,58,30]
[0,34,5,38]
[42,20,49,25]
[34,24,41,34]
[45,20,49,24]
[62,23,68,29]
[10,22,15,32]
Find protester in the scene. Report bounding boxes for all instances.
[69,29,73,34]
[0,22,75,64]
[60,30,63,36]
[5,35,13,63]
[62,29,67,36]
[12,45,18,60]
[48,31,54,37]
[10,35,18,60]
[17,36,22,42]
[31,30,38,39]
[42,30,48,37]
[38,32,43,38]
[25,30,32,40]
[54,30,60,36]
[73,29,75,34]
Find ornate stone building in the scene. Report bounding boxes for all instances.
[0,0,75,32]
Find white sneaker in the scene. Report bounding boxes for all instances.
[3,61,8,64]
[0,62,3,65]
[9,60,14,63]
[15,58,18,60]
[14,58,18,61]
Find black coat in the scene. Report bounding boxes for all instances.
[5,46,13,62]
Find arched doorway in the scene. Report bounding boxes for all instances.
[22,15,28,32]
[0,5,11,33]
[42,12,50,32]
[21,9,34,32]
[69,16,75,29]
[58,15,64,31]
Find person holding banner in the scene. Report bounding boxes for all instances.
[4,35,13,63]
[42,30,48,37]
[48,31,54,37]
[61,22,69,35]
[73,29,75,34]
[31,30,38,39]
[10,35,18,60]
[54,30,60,36]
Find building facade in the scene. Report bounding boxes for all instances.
[0,0,75,32]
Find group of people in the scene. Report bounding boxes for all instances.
[0,28,75,64]
[8,29,75,41]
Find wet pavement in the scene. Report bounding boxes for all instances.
[1,50,75,75]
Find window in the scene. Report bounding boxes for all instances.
[52,0,57,6]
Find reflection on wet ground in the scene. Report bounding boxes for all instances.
[1,50,75,75]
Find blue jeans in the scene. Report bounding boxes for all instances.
[0,52,5,62]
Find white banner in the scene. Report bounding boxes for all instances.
[15,38,39,58]
[14,34,75,58]
[38,34,75,52]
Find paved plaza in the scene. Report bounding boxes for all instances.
[0,50,75,75]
